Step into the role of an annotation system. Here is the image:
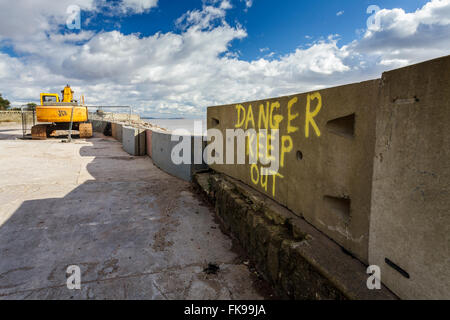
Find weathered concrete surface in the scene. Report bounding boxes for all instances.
[146,130,152,158]
[91,120,108,134]
[369,56,450,299]
[207,80,379,263]
[0,123,24,140]
[89,112,140,123]
[111,123,123,143]
[0,125,264,300]
[0,111,34,123]
[195,172,397,300]
[151,131,207,182]
[122,126,146,156]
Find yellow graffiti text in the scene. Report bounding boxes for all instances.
[287,97,299,134]
[235,104,246,128]
[250,164,284,197]
[281,135,293,168]
[305,92,322,138]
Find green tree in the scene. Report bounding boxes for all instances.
[26,103,37,110]
[0,93,11,110]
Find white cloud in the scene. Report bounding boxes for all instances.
[0,0,96,40]
[120,0,158,14]
[356,0,450,67]
[0,0,158,41]
[176,0,232,30]
[337,11,344,16]
[378,58,409,68]
[0,0,449,117]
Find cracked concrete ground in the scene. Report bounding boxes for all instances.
[0,124,264,300]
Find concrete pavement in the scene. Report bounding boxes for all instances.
[0,124,264,300]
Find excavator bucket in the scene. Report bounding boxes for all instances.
[31,124,48,140]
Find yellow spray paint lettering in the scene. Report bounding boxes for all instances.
[251,164,259,185]
[287,97,299,134]
[260,170,268,192]
[245,105,255,129]
[305,92,322,138]
[235,104,246,128]
[235,93,324,199]
[250,165,284,198]
[246,131,257,158]
[267,133,276,161]
[258,102,269,130]
[257,131,266,162]
[269,102,284,129]
[269,170,284,198]
[281,135,293,168]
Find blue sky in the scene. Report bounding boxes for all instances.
[82,0,428,61]
[0,0,448,118]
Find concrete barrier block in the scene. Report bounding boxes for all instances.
[122,126,147,156]
[112,123,123,142]
[151,131,207,181]
[207,79,379,263]
[151,131,191,181]
[369,56,450,299]
[146,130,152,158]
[91,120,108,133]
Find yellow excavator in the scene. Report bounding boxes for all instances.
[31,85,93,140]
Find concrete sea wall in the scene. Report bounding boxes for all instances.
[122,126,146,156]
[111,123,123,142]
[207,79,379,264]
[91,120,108,134]
[88,56,448,300]
[151,131,207,181]
[369,57,450,300]
[89,112,140,122]
[195,172,396,300]
[0,111,35,123]
[90,119,207,182]
[146,130,152,158]
[206,55,450,300]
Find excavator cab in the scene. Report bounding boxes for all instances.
[40,94,60,105]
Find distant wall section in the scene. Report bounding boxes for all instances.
[0,111,34,123]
